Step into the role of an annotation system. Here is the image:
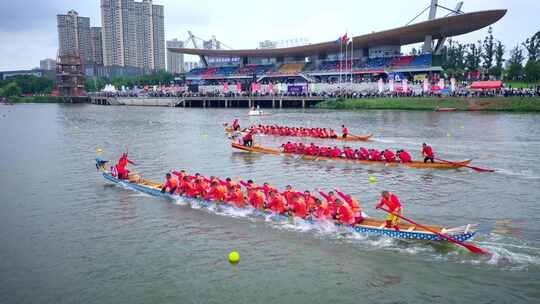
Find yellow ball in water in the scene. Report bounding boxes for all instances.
[228,251,240,264]
[369,176,377,183]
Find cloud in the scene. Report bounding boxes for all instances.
[0,0,539,70]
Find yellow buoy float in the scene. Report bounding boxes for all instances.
[369,176,377,184]
[228,251,240,264]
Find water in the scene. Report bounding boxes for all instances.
[1,104,539,303]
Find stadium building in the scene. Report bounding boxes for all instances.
[168,5,506,95]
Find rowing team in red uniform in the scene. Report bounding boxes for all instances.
[281,142,415,163]
[249,124,352,139]
[156,170,406,227]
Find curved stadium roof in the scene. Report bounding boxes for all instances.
[169,9,506,58]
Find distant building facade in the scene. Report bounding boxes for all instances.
[184,61,199,73]
[100,0,165,71]
[40,58,57,70]
[90,27,104,65]
[57,10,93,64]
[166,39,184,74]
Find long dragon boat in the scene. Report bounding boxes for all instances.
[232,143,473,169]
[96,158,476,243]
[225,127,373,141]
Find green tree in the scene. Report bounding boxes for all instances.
[465,41,482,71]
[491,41,506,78]
[506,45,525,81]
[522,31,540,62]
[482,27,495,71]
[0,82,22,97]
[524,60,540,82]
[85,77,107,92]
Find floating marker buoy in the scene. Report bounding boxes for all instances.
[228,251,240,264]
[369,176,377,183]
[447,133,451,137]
[96,148,104,155]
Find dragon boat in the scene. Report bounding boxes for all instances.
[231,143,473,170]
[96,158,477,243]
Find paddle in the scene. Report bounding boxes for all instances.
[377,206,490,255]
[434,157,495,172]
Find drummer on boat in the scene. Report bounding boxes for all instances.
[376,191,402,230]
[422,143,435,163]
[341,125,350,138]
[115,152,136,179]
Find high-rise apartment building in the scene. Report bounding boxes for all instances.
[152,4,165,70]
[57,10,103,65]
[57,10,93,63]
[100,0,165,71]
[90,27,104,65]
[166,39,184,74]
[40,58,57,70]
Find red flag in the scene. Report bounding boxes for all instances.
[224,82,229,92]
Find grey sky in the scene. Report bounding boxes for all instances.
[0,0,538,70]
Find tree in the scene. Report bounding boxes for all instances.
[85,77,107,92]
[491,41,506,78]
[522,31,540,62]
[482,27,495,71]
[0,82,22,97]
[465,40,482,71]
[506,45,525,81]
[524,60,540,82]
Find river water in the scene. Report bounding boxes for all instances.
[1,104,539,303]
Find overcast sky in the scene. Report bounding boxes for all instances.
[0,0,538,70]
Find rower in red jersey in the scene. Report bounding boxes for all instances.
[397,150,412,163]
[180,176,196,197]
[242,131,254,147]
[289,193,308,218]
[341,125,350,138]
[239,179,258,190]
[358,147,370,160]
[232,119,240,131]
[283,142,295,153]
[282,185,296,204]
[307,143,318,156]
[295,143,306,154]
[314,199,333,220]
[329,129,338,139]
[320,128,329,138]
[226,184,245,208]
[369,149,383,161]
[383,149,396,162]
[260,182,277,199]
[161,173,178,194]
[172,170,186,183]
[376,191,403,230]
[268,190,287,214]
[303,190,317,212]
[422,143,435,163]
[344,147,355,159]
[205,181,227,202]
[336,189,363,224]
[248,187,266,210]
[335,199,354,225]
[317,189,337,204]
[331,146,343,158]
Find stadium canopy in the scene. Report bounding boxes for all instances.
[470,80,503,90]
[168,10,506,58]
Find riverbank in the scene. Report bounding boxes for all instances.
[316,97,540,112]
[7,96,68,103]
